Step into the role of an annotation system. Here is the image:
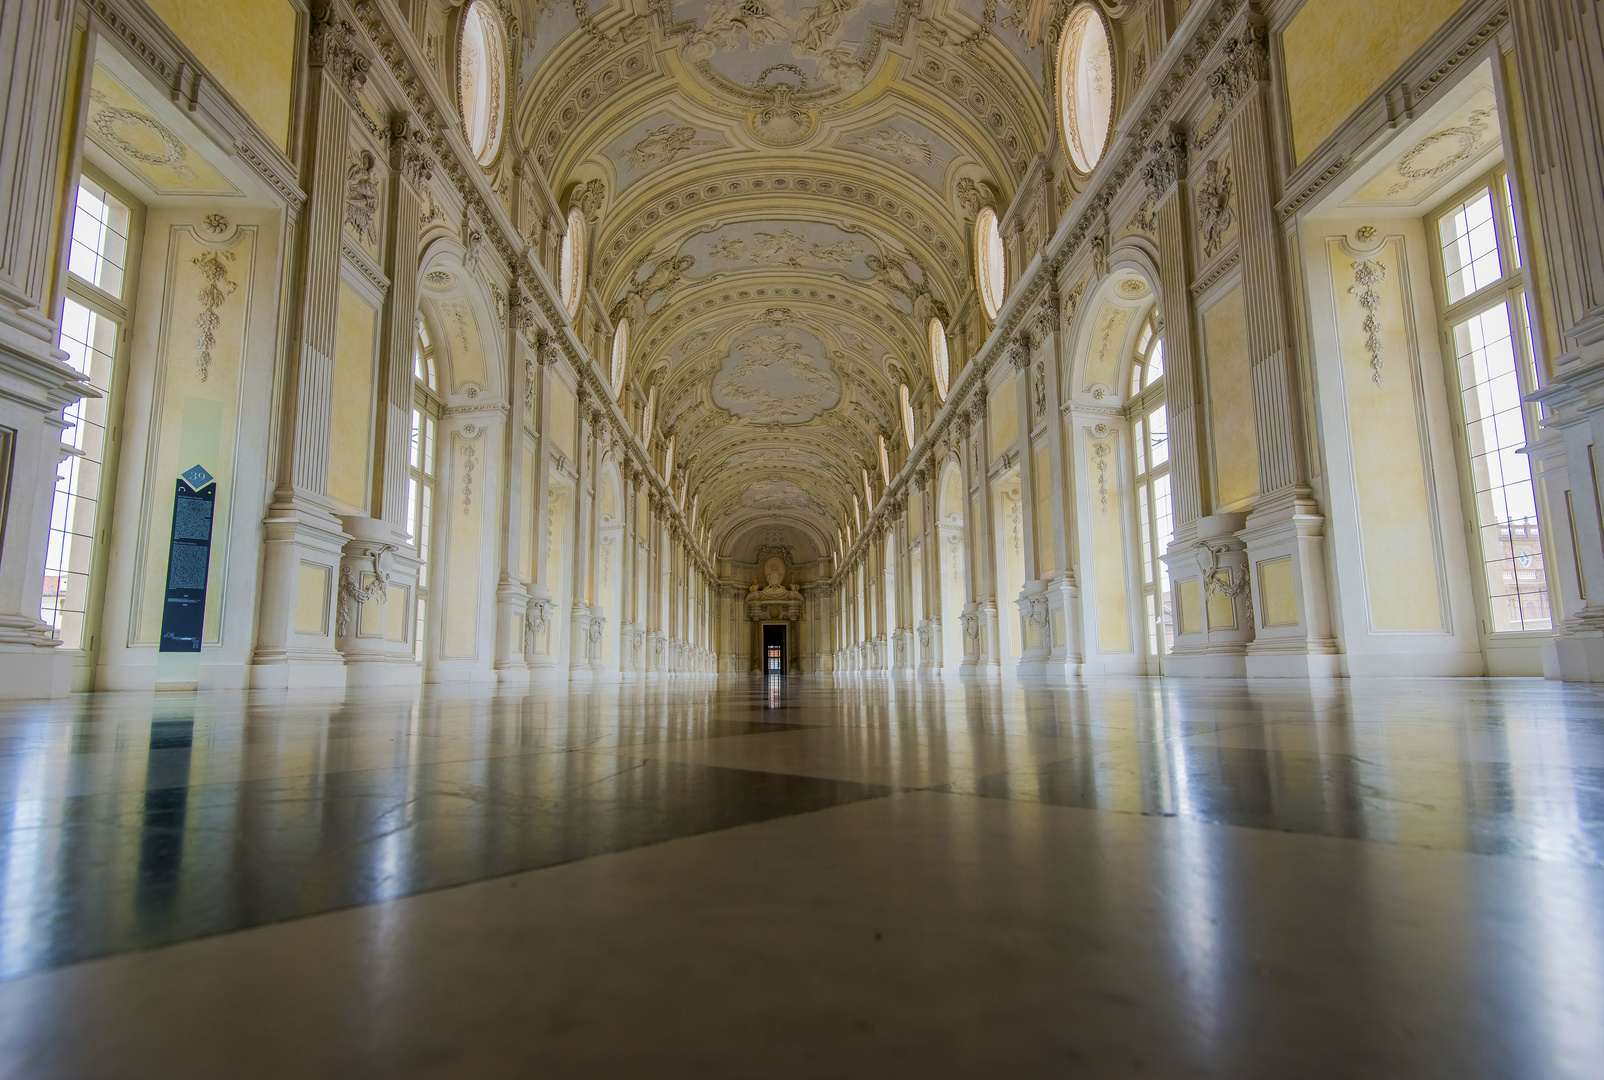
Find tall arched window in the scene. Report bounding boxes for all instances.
[929,316,950,401]
[878,434,891,484]
[560,207,587,319]
[1127,312,1170,664]
[1058,3,1114,174]
[609,317,629,397]
[975,206,1006,320]
[900,384,916,448]
[458,1,507,166]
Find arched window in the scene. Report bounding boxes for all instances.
[929,316,950,401]
[609,317,629,397]
[1058,3,1114,174]
[1126,311,1171,664]
[862,467,874,509]
[458,1,507,166]
[878,433,891,484]
[413,316,438,392]
[900,384,916,448]
[974,206,1006,320]
[411,317,444,661]
[560,206,587,319]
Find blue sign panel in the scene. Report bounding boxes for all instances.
[158,465,216,653]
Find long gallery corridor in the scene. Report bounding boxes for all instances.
[0,676,1600,1077]
[5,0,1604,1072]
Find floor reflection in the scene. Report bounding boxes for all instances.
[0,676,1600,981]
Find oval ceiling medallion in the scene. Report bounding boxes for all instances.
[1058,3,1114,175]
[459,1,507,166]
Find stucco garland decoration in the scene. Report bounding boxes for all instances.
[1388,108,1495,196]
[1350,257,1387,385]
[191,249,238,383]
[336,545,395,638]
[89,94,197,178]
[1093,439,1112,513]
[460,426,480,515]
[1196,539,1249,600]
[960,610,980,654]
[524,598,554,646]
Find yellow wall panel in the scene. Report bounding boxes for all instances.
[989,373,1019,461]
[1204,284,1259,509]
[328,283,376,512]
[1329,238,1444,631]
[142,0,297,152]
[519,447,536,581]
[294,563,329,635]
[136,229,251,644]
[1090,437,1130,652]
[548,378,576,456]
[1033,442,1054,576]
[443,433,483,657]
[1283,0,1465,162]
[1206,584,1237,631]
[1259,557,1299,627]
[385,585,408,642]
[1177,579,1202,636]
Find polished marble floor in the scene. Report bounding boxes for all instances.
[0,675,1601,1077]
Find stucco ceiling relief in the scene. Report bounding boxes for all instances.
[710,325,842,425]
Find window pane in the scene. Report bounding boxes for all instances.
[1137,481,1152,585]
[67,179,130,299]
[1450,301,1550,631]
[1145,341,1165,387]
[1440,189,1502,303]
[1153,474,1174,652]
[43,298,119,649]
[1147,406,1168,468]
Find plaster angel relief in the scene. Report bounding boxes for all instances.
[680,0,873,91]
[854,127,933,166]
[708,229,861,268]
[624,123,717,170]
[345,149,380,246]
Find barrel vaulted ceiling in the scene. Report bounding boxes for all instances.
[515,0,1056,563]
